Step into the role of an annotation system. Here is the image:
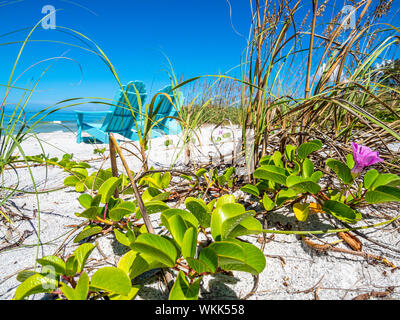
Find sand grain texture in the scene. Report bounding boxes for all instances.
[1,128,400,300]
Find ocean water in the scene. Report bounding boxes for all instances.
[2,109,106,133]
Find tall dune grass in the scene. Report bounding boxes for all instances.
[231,0,400,174]
[2,0,400,186]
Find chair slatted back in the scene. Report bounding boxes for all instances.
[101,81,147,136]
[152,86,182,130]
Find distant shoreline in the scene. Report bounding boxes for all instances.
[2,110,105,133]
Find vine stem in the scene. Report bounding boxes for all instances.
[109,134,173,292]
[252,213,400,235]
[109,134,154,234]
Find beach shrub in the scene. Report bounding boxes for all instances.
[193,167,236,191]
[241,140,400,224]
[63,169,173,242]
[117,194,265,301]
[14,189,266,300]
[14,243,141,300]
[12,139,400,300]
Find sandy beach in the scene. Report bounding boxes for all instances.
[1,126,400,300]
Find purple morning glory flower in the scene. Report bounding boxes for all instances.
[351,142,384,174]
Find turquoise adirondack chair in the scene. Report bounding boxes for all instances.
[129,85,183,140]
[75,81,147,144]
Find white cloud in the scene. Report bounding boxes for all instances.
[373,59,393,70]
[315,62,347,84]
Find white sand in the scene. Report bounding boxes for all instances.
[1,126,400,300]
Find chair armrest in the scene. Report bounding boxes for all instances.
[74,110,113,115]
[75,111,112,124]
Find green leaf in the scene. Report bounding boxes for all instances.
[302,158,314,178]
[293,203,310,222]
[271,151,283,167]
[136,201,169,219]
[36,256,66,275]
[114,229,132,247]
[322,200,362,224]
[71,168,88,179]
[72,243,96,273]
[74,272,89,300]
[326,159,353,185]
[161,209,199,231]
[364,169,379,189]
[262,194,275,211]
[286,176,321,194]
[64,175,79,187]
[109,201,136,221]
[207,199,216,212]
[141,175,160,189]
[61,272,89,300]
[14,273,58,300]
[117,251,137,276]
[208,239,266,275]
[259,155,273,166]
[185,197,211,228]
[129,253,166,280]
[76,207,99,220]
[223,167,235,180]
[187,247,218,274]
[210,203,249,240]
[108,285,141,300]
[73,225,102,243]
[346,154,355,170]
[91,194,102,207]
[220,210,257,240]
[365,186,400,204]
[16,271,37,283]
[284,144,297,162]
[297,140,322,159]
[91,267,131,296]
[196,168,207,178]
[130,234,178,267]
[75,182,86,193]
[310,171,323,183]
[98,177,121,204]
[253,165,288,185]
[167,215,188,248]
[78,194,93,209]
[169,270,201,300]
[84,175,104,190]
[65,256,78,277]
[75,162,91,169]
[181,227,197,259]
[290,160,302,176]
[142,187,161,202]
[161,172,171,189]
[60,283,76,300]
[227,216,262,238]
[275,188,299,207]
[240,184,260,197]
[198,247,218,273]
[215,194,236,208]
[217,175,227,186]
[150,192,171,202]
[371,174,400,189]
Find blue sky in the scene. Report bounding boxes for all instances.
[0,0,254,110]
[1,0,399,111]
